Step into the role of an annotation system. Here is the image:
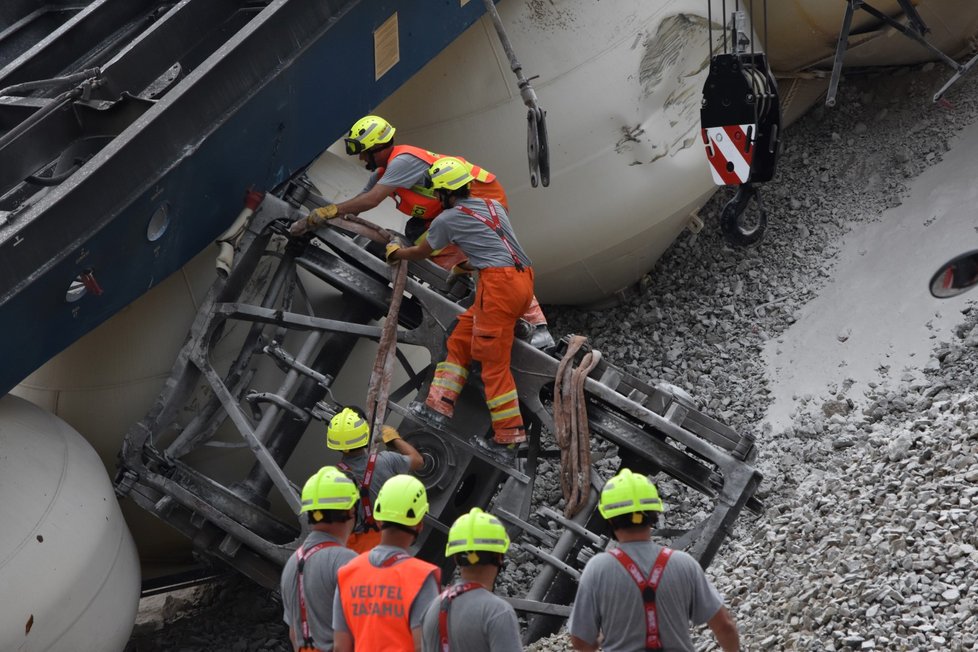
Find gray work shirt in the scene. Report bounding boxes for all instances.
[420,581,522,652]
[280,531,357,651]
[341,450,410,532]
[425,198,532,270]
[362,153,429,192]
[332,545,440,633]
[568,541,724,652]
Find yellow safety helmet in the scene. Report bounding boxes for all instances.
[344,115,395,155]
[597,468,663,521]
[373,474,429,526]
[300,466,359,514]
[327,407,369,451]
[425,157,474,191]
[445,507,510,558]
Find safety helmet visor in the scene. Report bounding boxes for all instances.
[344,115,395,156]
[344,137,367,156]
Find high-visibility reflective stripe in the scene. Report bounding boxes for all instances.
[490,406,521,422]
[303,495,355,507]
[327,430,368,448]
[436,362,469,378]
[432,377,464,394]
[487,390,518,408]
[433,370,467,383]
[603,496,664,512]
[473,537,507,546]
[431,164,473,188]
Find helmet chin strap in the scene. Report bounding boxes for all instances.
[364,150,378,171]
[437,190,452,210]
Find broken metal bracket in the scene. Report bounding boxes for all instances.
[828,0,978,106]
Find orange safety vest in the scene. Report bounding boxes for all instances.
[378,144,497,220]
[337,551,441,651]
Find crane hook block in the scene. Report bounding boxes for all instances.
[700,52,782,187]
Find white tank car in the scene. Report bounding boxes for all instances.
[9,1,978,649]
[0,394,140,652]
[374,0,978,304]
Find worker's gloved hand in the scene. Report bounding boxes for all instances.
[385,241,402,264]
[310,203,339,222]
[381,425,401,444]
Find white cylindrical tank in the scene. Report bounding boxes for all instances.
[756,0,978,72]
[377,0,724,305]
[0,394,140,652]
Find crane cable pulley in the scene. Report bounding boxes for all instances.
[701,0,781,246]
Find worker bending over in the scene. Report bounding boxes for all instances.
[386,157,534,447]
[288,114,552,350]
[568,468,741,652]
[333,474,440,652]
[420,507,522,652]
[280,467,359,652]
[327,406,423,554]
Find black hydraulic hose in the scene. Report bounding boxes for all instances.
[26,158,84,186]
[0,86,82,151]
[0,67,100,97]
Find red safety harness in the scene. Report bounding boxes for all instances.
[436,582,484,651]
[609,547,674,652]
[295,540,339,652]
[457,200,525,271]
[338,454,379,531]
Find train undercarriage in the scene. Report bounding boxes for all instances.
[114,180,764,643]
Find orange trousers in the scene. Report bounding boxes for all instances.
[426,267,534,444]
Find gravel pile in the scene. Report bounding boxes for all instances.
[129,64,978,651]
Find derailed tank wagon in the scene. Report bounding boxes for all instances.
[114,183,764,641]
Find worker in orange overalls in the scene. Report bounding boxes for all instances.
[288,114,553,350]
[332,475,440,652]
[385,157,534,447]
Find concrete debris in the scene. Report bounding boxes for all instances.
[130,65,978,652]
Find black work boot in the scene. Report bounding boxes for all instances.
[407,400,451,430]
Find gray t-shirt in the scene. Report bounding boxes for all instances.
[332,545,440,633]
[420,581,522,652]
[568,541,724,652]
[362,153,430,193]
[425,198,531,270]
[280,531,357,651]
[340,450,410,533]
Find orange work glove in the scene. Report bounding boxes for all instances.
[381,425,401,444]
